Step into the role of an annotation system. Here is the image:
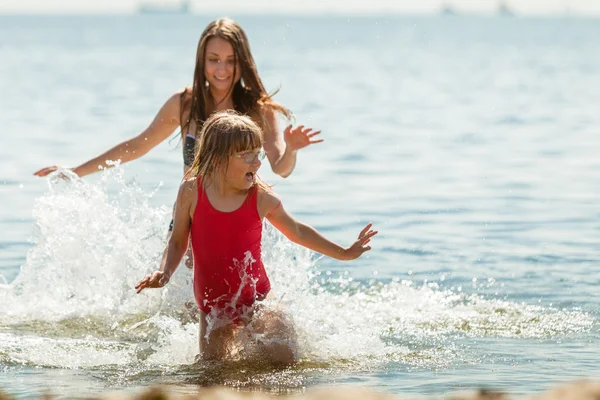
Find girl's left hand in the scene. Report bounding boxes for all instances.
[284,125,323,151]
[344,223,378,260]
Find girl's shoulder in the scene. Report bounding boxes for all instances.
[179,177,199,196]
[256,184,281,211]
[181,175,197,185]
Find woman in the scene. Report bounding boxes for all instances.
[34,18,322,274]
[34,18,322,179]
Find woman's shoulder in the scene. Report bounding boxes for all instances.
[160,87,191,115]
[256,97,281,113]
[256,98,292,124]
[246,100,288,131]
[168,86,192,105]
[179,86,193,98]
[163,86,191,105]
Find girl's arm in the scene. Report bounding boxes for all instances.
[261,107,322,178]
[34,90,184,178]
[261,191,377,261]
[135,179,194,293]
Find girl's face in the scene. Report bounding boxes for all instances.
[222,147,264,191]
[204,37,241,94]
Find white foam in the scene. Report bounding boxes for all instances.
[0,167,594,371]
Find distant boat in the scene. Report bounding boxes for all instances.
[440,5,457,16]
[138,0,191,14]
[497,1,515,16]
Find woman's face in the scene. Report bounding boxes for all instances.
[204,37,241,94]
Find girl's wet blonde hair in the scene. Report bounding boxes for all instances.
[186,110,270,191]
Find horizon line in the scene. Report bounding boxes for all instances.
[0,9,599,17]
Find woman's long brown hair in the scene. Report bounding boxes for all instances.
[181,18,292,138]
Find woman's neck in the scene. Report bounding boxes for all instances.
[209,88,235,111]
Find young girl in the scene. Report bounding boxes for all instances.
[135,111,377,364]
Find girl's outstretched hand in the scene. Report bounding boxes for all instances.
[284,125,323,151]
[135,271,169,294]
[344,223,378,260]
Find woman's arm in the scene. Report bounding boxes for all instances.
[34,90,184,178]
[135,179,194,293]
[261,107,322,178]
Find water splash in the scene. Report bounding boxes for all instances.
[0,167,594,379]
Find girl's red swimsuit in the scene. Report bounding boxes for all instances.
[190,180,271,315]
